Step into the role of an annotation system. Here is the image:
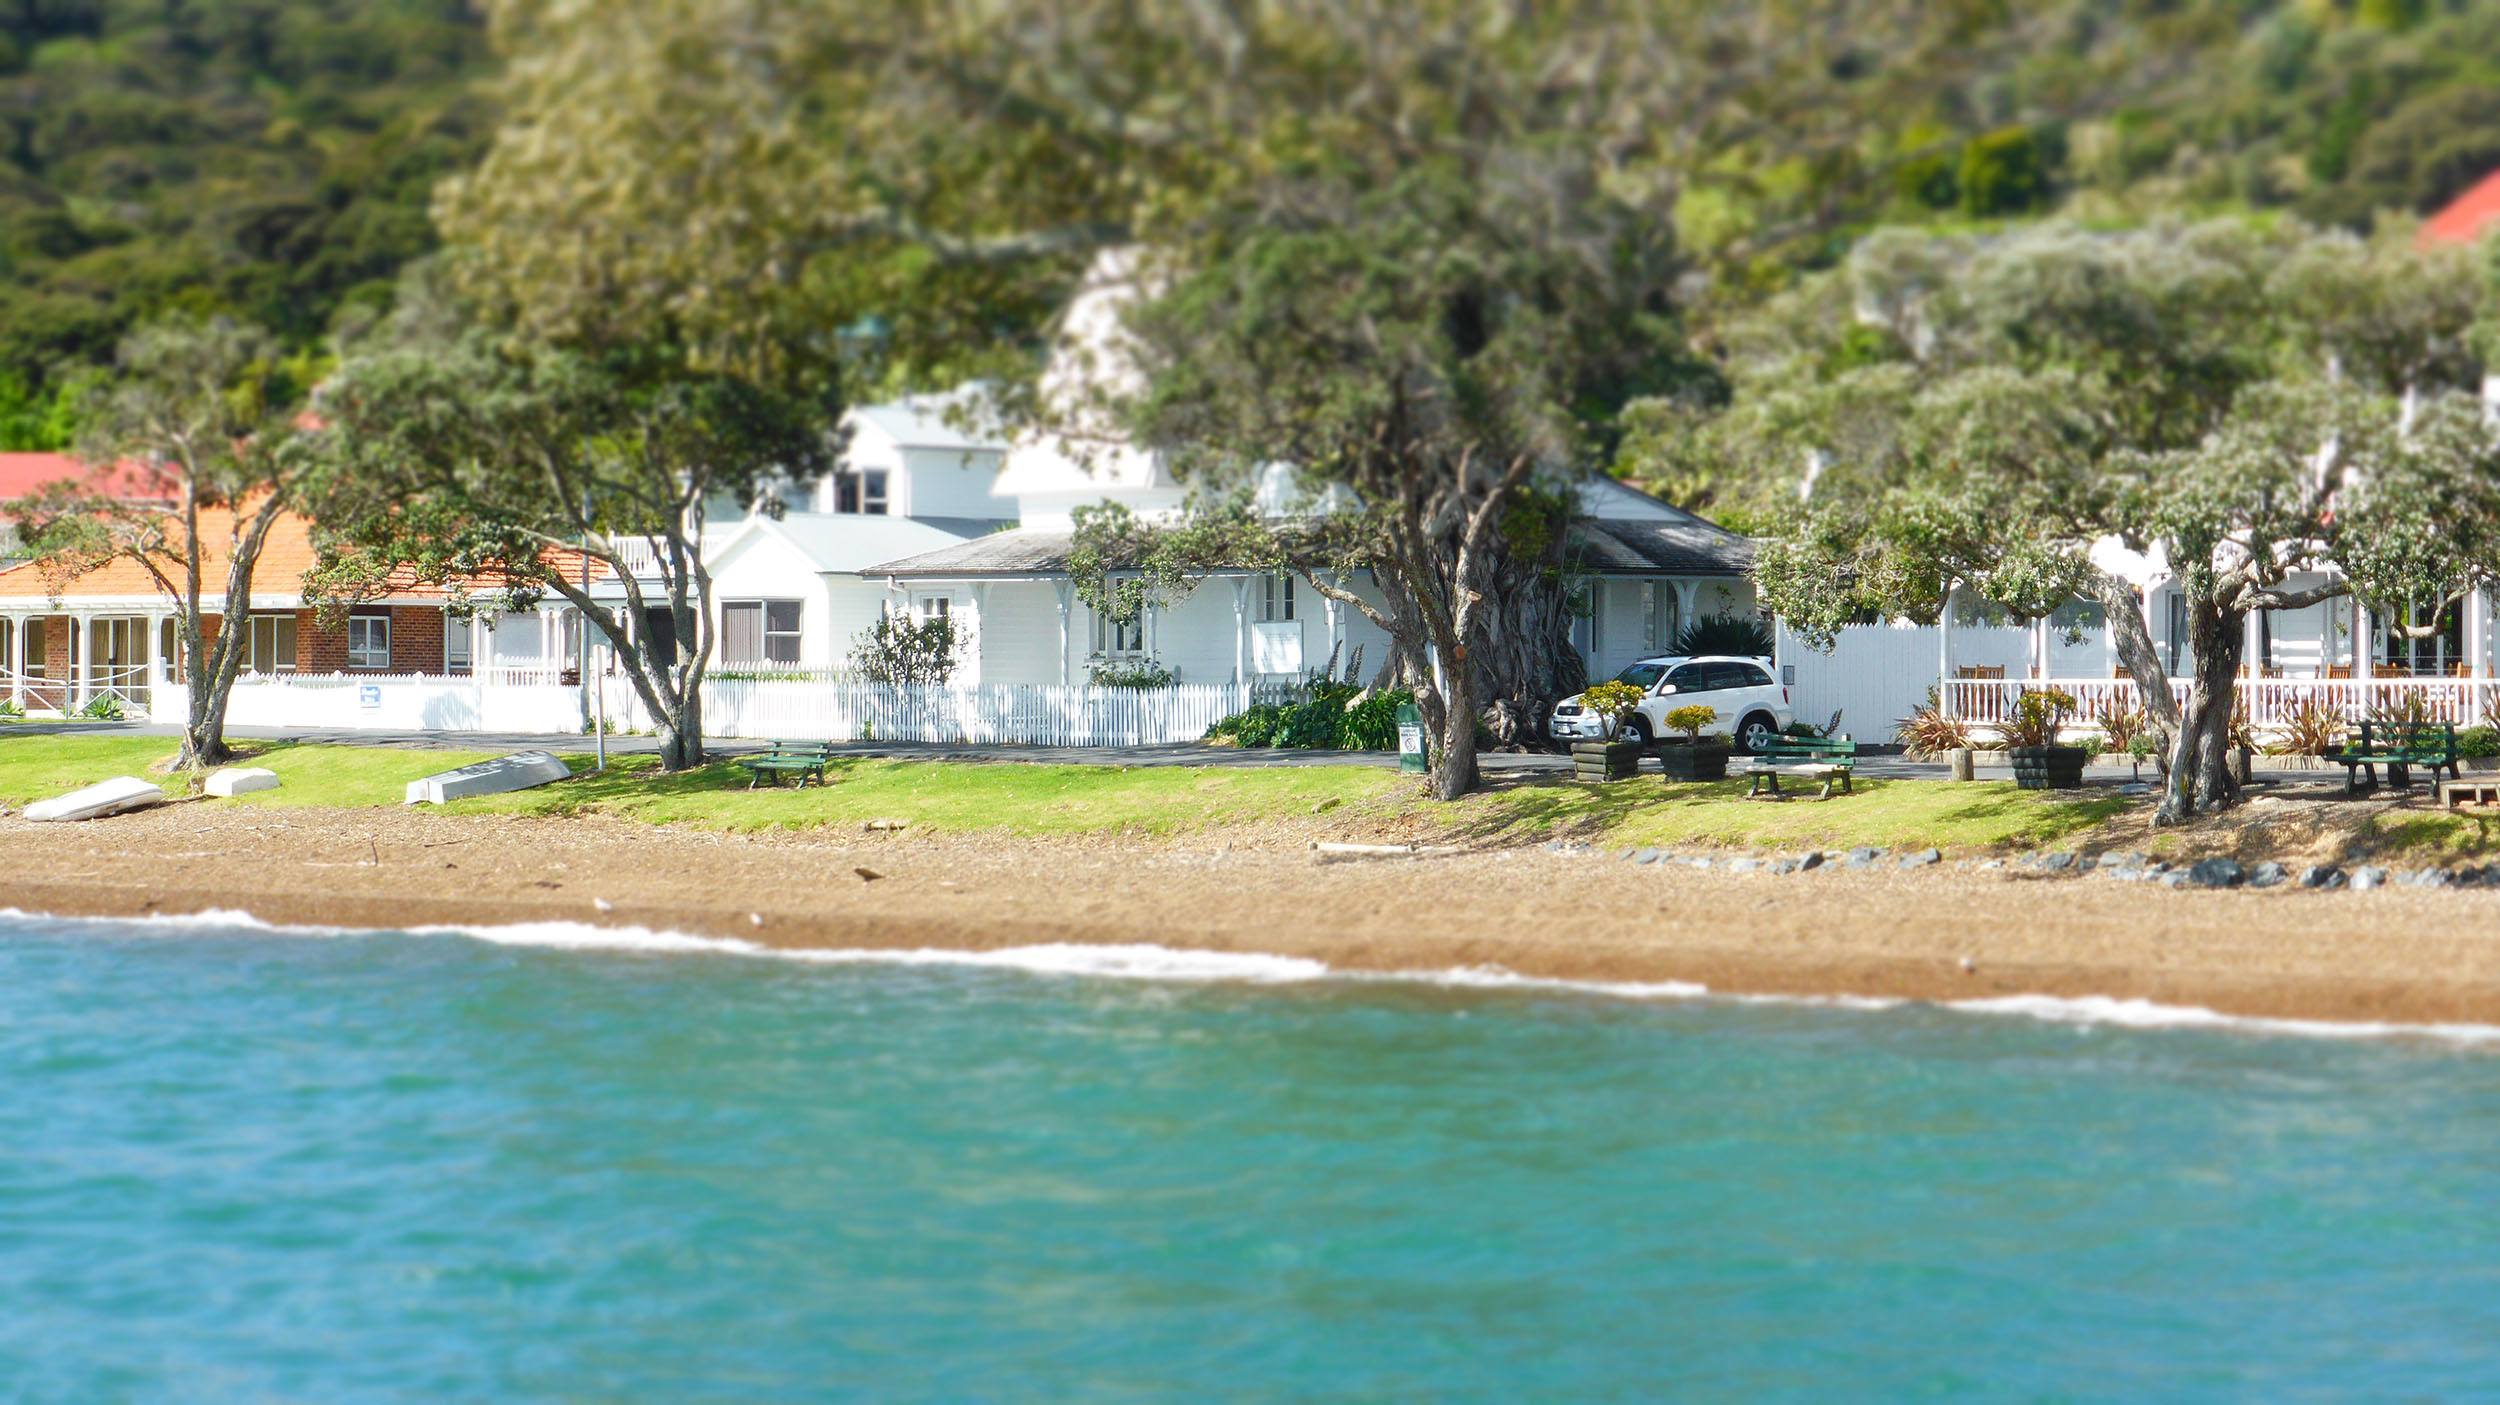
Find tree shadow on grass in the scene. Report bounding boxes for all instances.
[1447,773,2138,850]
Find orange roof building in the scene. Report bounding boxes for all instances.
[0,501,613,716]
[2419,168,2500,247]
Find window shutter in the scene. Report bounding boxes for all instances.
[723,603,762,662]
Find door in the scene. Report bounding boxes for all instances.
[640,606,678,670]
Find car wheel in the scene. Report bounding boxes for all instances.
[1737,713,1779,753]
[1623,716,1654,747]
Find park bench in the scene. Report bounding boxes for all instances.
[1745,735,1858,800]
[736,740,837,789]
[2331,721,2460,798]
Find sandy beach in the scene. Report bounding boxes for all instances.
[8,800,2500,1028]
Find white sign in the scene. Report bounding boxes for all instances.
[1398,722,1423,757]
[358,684,382,710]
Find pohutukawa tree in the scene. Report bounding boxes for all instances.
[7,317,314,768]
[453,0,2136,798]
[305,336,832,771]
[1723,220,2500,822]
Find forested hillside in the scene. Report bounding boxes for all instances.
[1,0,2497,453]
[0,0,487,441]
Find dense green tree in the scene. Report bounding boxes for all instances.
[1722,221,2500,822]
[305,332,835,772]
[6,316,314,767]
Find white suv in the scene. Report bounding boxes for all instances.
[1550,655,1795,753]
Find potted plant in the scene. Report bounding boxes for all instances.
[1655,703,1730,782]
[1570,680,1649,782]
[1999,688,2086,790]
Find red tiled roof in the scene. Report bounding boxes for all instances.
[0,453,165,503]
[2419,168,2500,247]
[0,501,611,606]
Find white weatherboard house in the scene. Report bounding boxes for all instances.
[659,249,1758,699]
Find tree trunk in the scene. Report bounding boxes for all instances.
[1429,666,1481,800]
[1466,526,1583,748]
[180,680,232,770]
[2155,600,2245,825]
[657,688,704,771]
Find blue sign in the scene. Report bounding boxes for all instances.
[359,684,382,710]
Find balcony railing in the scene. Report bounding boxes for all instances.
[1944,675,2500,730]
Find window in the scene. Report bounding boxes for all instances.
[444,616,473,675]
[1664,663,1710,692]
[915,596,950,624]
[723,601,803,665]
[833,469,890,515]
[1641,582,1677,651]
[346,614,390,670]
[244,614,297,674]
[1093,609,1146,658]
[1712,662,1773,690]
[1615,661,1667,691]
[21,617,42,677]
[1260,574,1295,622]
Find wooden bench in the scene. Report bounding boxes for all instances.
[736,740,837,789]
[1745,736,1858,800]
[2330,721,2460,798]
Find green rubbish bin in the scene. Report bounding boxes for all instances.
[1395,702,1430,774]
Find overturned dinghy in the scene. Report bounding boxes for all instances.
[404,750,571,806]
[26,776,168,823]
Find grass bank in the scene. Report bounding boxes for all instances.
[7,732,2497,860]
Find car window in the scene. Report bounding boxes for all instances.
[1664,664,1711,692]
[1704,662,1758,691]
[1615,662,1666,691]
[1725,662,1773,689]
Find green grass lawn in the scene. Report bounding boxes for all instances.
[15,731,2494,860]
[0,734,1406,837]
[1446,774,2137,853]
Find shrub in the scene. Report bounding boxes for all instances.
[2368,689,2438,731]
[1895,691,1971,759]
[0,697,21,719]
[1338,688,1411,750]
[1663,703,1717,740]
[1672,613,1773,659]
[2458,726,2500,760]
[2089,698,2150,754]
[1089,659,1178,688]
[2268,698,2348,757]
[850,612,962,685]
[81,693,124,721]
[1995,688,2077,749]
[1579,680,1647,734]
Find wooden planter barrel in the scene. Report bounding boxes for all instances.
[2008,744,2089,790]
[1571,739,1645,783]
[1655,738,1732,782]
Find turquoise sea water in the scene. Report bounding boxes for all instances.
[5,915,2500,1402]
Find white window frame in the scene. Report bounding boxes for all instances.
[443,615,473,675]
[834,469,892,516]
[1260,573,1295,623]
[1093,609,1147,659]
[346,614,391,671]
[245,614,298,675]
[763,600,804,664]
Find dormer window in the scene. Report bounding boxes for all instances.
[833,469,890,515]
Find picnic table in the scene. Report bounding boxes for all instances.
[736,740,837,789]
[2330,721,2461,798]
[1745,735,1858,800]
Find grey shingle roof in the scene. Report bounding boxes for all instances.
[1567,517,1755,577]
[862,513,1757,580]
[860,530,1079,578]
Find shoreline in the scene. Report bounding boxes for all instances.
[9,802,2500,1030]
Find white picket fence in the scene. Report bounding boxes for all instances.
[1947,676,2500,732]
[600,674,1263,746]
[152,668,585,734]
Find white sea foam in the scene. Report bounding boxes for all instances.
[10,906,2500,1045]
[1947,993,2500,1045]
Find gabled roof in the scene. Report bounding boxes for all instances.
[2420,168,2500,247]
[848,384,1011,454]
[859,501,1758,581]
